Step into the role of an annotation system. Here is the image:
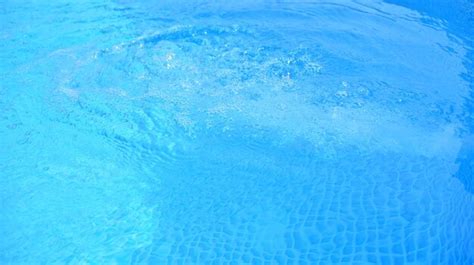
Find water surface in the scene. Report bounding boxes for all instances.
[1,0,473,264]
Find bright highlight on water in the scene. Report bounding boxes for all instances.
[1,0,473,264]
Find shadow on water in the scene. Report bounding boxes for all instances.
[385,0,474,194]
[456,136,474,194]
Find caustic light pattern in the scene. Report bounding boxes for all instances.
[0,0,473,264]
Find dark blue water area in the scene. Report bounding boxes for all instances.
[1,0,473,264]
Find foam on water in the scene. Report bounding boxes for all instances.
[1,0,473,264]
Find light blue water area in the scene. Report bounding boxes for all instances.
[1,0,473,264]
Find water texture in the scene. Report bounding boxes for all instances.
[1,0,473,264]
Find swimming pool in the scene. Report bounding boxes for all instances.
[1,0,473,264]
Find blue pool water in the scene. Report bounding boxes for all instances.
[1,0,474,264]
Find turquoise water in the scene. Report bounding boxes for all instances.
[1,0,473,264]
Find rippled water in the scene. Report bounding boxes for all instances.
[1,0,473,264]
